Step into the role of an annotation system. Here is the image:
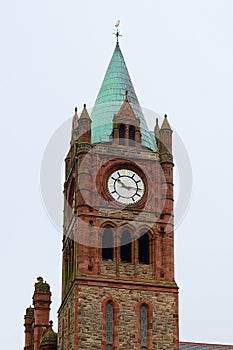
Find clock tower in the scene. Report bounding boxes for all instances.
[58,40,179,350]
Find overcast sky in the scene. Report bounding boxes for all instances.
[0,1,233,349]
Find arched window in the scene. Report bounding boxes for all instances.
[69,239,74,277]
[64,244,70,285]
[68,178,75,209]
[61,318,64,350]
[140,304,148,349]
[106,301,113,349]
[129,125,135,146]
[102,228,114,261]
[103,299,118,350]
[119,124,126,145]
[138,232,149,264]
[120,230,132,263]
[67,308,70,349]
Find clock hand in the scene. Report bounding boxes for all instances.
[116,178,128,188]
[117,179,137,191]
[125,185,136,190]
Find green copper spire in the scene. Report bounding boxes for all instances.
[90,43,157,150]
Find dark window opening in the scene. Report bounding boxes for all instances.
[120,231,132,263]
[102,228,113,261]
[138,232,149,264]
[119,124,126,145]
[129,125,135,146]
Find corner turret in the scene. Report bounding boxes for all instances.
[24,306,34,350]
[160,114,173,156]
[71,107,79,145]
[78,104,91,144]
[23,278,56,350]
[39,321,57,350]
[154,117,160,148]
[32,277,52,350]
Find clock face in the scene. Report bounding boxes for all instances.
[107,169,145,205]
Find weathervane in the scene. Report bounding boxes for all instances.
[113,20,122,43]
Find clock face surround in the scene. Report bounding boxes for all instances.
[107,168,145,205]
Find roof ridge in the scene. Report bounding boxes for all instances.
[180,342,233,348]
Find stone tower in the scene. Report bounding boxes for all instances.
[58,40,179,350]
[23,277,57,350]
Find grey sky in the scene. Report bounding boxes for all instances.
[0,1,233,349]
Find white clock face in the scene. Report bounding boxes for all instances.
[107,169,145,204]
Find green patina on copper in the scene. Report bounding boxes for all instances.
[91,43,157,150]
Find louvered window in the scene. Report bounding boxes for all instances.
[129,125,135,146]
[119,124,126,145]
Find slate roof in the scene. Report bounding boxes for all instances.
[90,42,157,150]
[180,342,233,350]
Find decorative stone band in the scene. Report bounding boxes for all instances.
[160,153,173,163]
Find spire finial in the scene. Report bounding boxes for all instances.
[125,90,129,102]
[113,20,122,44]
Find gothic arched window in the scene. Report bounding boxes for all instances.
[64,242,71,285]
[138,232,149,264]
[120,230,132,263]
[69,239,74,277]
[102,299,119,350]
[119,124,126,145]
[102,228,114,261]
[106,301,113,349]
[68,178,75,209]
[129,125,135,146]
[140,304,148,348]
